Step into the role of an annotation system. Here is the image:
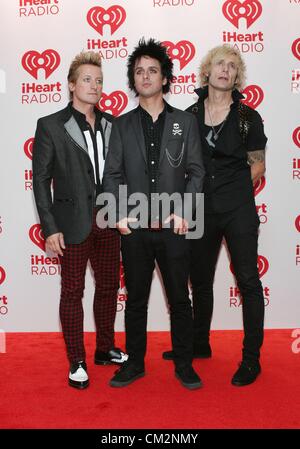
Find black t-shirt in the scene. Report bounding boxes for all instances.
[186,87,267,213]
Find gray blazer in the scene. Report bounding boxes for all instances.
[32,104,113,244]
[103,103,205,224]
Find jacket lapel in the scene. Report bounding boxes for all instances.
[64,116,88,153]
[130,109,147,165]
[101,117,112,157]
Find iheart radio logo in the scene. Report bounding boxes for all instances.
[161,40,195,70]
[0,266,6,286]
[292,38,300,61]
[230,254,268,279]
[295,215,300,233]
[24,138,34,160]
[87,5,126,35]
[222,0,262,29]
[242,85,264,109]
[98,91,128,116]
[292,127,300,149]
[257,255,269,278]
[29,224,45,252]
[22,49,60,79]
[254,176,265,196]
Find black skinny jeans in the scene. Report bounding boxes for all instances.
[121,229,193,369]
[190,201,264,363]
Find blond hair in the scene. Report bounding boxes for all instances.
[199,44,246,91]
[67,51,102,98]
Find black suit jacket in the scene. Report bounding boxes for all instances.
[103,103,205,224]
[32,104,113,244]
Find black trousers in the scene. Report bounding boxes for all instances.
[190,201,264,363]
[121,229,193,368]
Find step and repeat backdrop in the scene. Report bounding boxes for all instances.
[0,0,299,332]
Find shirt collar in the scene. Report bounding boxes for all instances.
[69,102,103,124]
[138,102,168,121]
[194,86,245,105]
[136,100,173,115]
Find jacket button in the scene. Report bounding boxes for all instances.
[88,169,91,174]
[88,194,92,199]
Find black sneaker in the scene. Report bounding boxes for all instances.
[94,347,128,365]
[162,344,212,361]
[175,365,203,390]
[68,361,89,389]
[109,361,145,387]
[231,361,261,386]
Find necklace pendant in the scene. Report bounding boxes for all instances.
[213,133,218,141]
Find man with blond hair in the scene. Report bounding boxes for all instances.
[163,44,267,386]
[33,51,127,389]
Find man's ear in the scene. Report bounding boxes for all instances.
[68,81,75,93]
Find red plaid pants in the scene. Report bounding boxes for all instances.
[59,213,120,363]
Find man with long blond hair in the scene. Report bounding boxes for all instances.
[32,51,127,390]
[163,44,267,386]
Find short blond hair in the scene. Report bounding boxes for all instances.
[199,44,246,91]
[67,51,102,98]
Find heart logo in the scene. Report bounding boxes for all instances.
[87,5,126,35]
[230,254,268,279]
[295,215,300,233]
[22,49,60,79]
[292,127,300,149]
[0,266,6,286]
[162,40,195,70]
[292,38,300,61]
[254,175,265,197]
[24,137,34,160]
[29,224,45,252]
[257,255,269,278]
[242,85,264,109]
[98,91,128,116]
[222,0,262,29]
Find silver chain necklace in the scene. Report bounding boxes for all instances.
[207,104,229,141]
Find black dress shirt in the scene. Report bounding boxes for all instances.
[139,104,166,194]
[186,87,267,213]
[70,103,105,196]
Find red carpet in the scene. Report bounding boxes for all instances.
[0,330,299,429]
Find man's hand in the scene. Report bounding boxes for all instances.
[251,161,265,185]
[45,232,65,256]
[116,217,137,235]
[164,214,189,235]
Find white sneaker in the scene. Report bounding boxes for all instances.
[68,361,89,389]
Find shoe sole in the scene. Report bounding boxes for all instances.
[68,379,89,389]
[175,373,203,390]
[94,360,113,365]
[231,374,260,387]
[95,360,126,366]
[109,372,145,388]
